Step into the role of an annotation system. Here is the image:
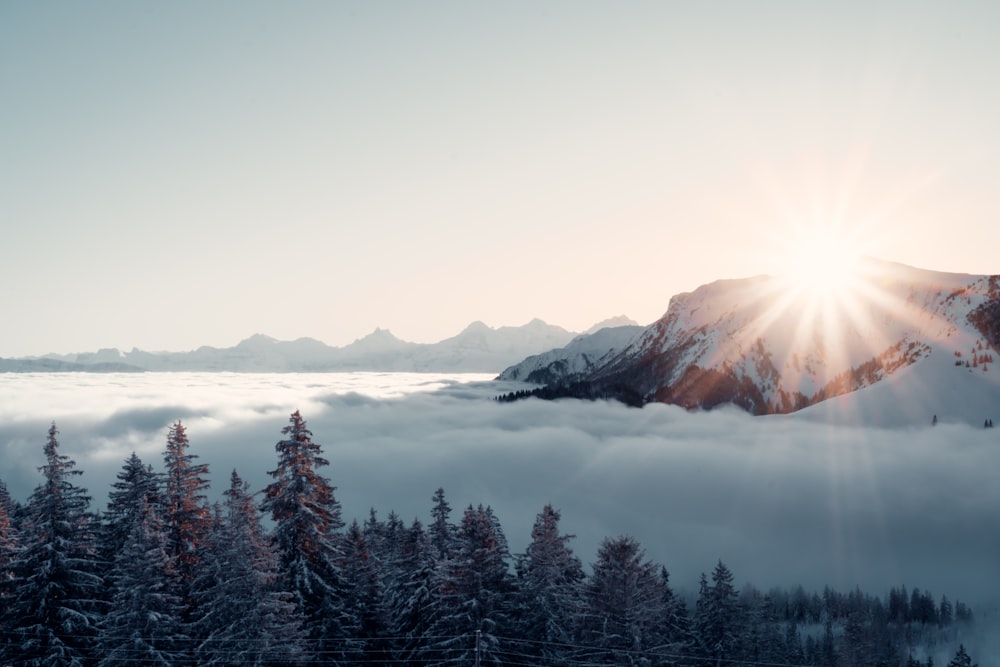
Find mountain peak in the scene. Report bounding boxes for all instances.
[345,328,408,352]
[358,327,400,342]
[459,321,492,335]
[236,333,278,348]
[585,315,639,334]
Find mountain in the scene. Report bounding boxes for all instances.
[584,315,639,334]
[0,357,143,373]
[505,258,1000,424]
[497,323,644,384]
[17,320,581,373]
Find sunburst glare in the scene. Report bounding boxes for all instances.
[776,225,866,305]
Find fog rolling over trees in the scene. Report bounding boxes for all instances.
[0,415,989,666]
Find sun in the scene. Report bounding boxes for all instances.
[752,221,884,385]
[775,225,867,307]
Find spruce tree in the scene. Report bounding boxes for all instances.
[0,479,22,633]
[948,644,977,667]
[429,487,456,561]
[386,518,437,666]
[514,504,584,666]
[340,519,387,664]
[261,410,349,664]
[653,566,692,655]
[161,420,212,620]
[425,504,515,666]
[578,534,665,665]
[100,452,163,575]
[97,495,186,666]
[194,470,307,666]
[4,423,104,667]
[693,560,741,665]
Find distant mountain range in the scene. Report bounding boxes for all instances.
[499,258,1000,426]
[0,319,635,373]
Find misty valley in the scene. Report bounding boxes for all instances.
[0,372,996,666]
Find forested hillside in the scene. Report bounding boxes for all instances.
[0,415,981,666]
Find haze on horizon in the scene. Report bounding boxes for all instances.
[3,2,1000,358]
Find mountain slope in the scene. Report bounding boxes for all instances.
[515,259,1000,422]
[497,324,644,383]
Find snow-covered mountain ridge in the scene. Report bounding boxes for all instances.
[1,320,591,373]
[503,258,1000,422]
[497,323,644,384]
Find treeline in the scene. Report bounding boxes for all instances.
[0,413,980,667]
[495,381,645,407]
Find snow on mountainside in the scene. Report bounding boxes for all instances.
[509,258,1000,422]
[497,324,644,383]
[15,320,581,373]
[790,338,1000,428]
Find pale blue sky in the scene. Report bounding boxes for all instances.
[3,1,999,356]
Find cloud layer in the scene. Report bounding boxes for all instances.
[1,372,997,613]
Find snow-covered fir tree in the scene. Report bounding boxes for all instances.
[385,518,438,666]
[429,486,456,561]
[161,420,212,622]
[194,470,307,666]
[260,410,350,665]
[96,494,186,666]
[948,644,978,667]
[578,534,666,665]
[99,452,163,576]
[3,423,104,667]
[424,504,515,666]
[654,566,692,655]
[0,478,22,631]
[738,587,787,665]
[693,560,742,664]
[340,519,388,664]
[513,503,584,667]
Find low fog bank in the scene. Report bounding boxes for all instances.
[1,373,997,618]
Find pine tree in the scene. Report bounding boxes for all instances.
[194,470,307,666]
[4,423,105,667]
[380,511,406,564]
[739,589,784,665]
[425,504,515,666]
[97,495,187,666]
[785,621,806,665]
[161,420,212,620]
[820,618,838,667]
[693,560,741,665]
[514,504,584,666]
[578,534,665,665]
[429,487,456,561]
[386,518,437,666]
[939,595,954,626]
[260,410,349,664]
[0,479,22,632]
[340,519,388,664]
[948,644,977,667]
[100,453,163,575]
[653,566,692,655]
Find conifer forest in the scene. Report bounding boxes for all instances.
[0,412,981,667]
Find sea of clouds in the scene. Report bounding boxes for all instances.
[1,372,997,631]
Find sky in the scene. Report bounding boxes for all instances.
[3,2,1000,357]
[1,372,998,664]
